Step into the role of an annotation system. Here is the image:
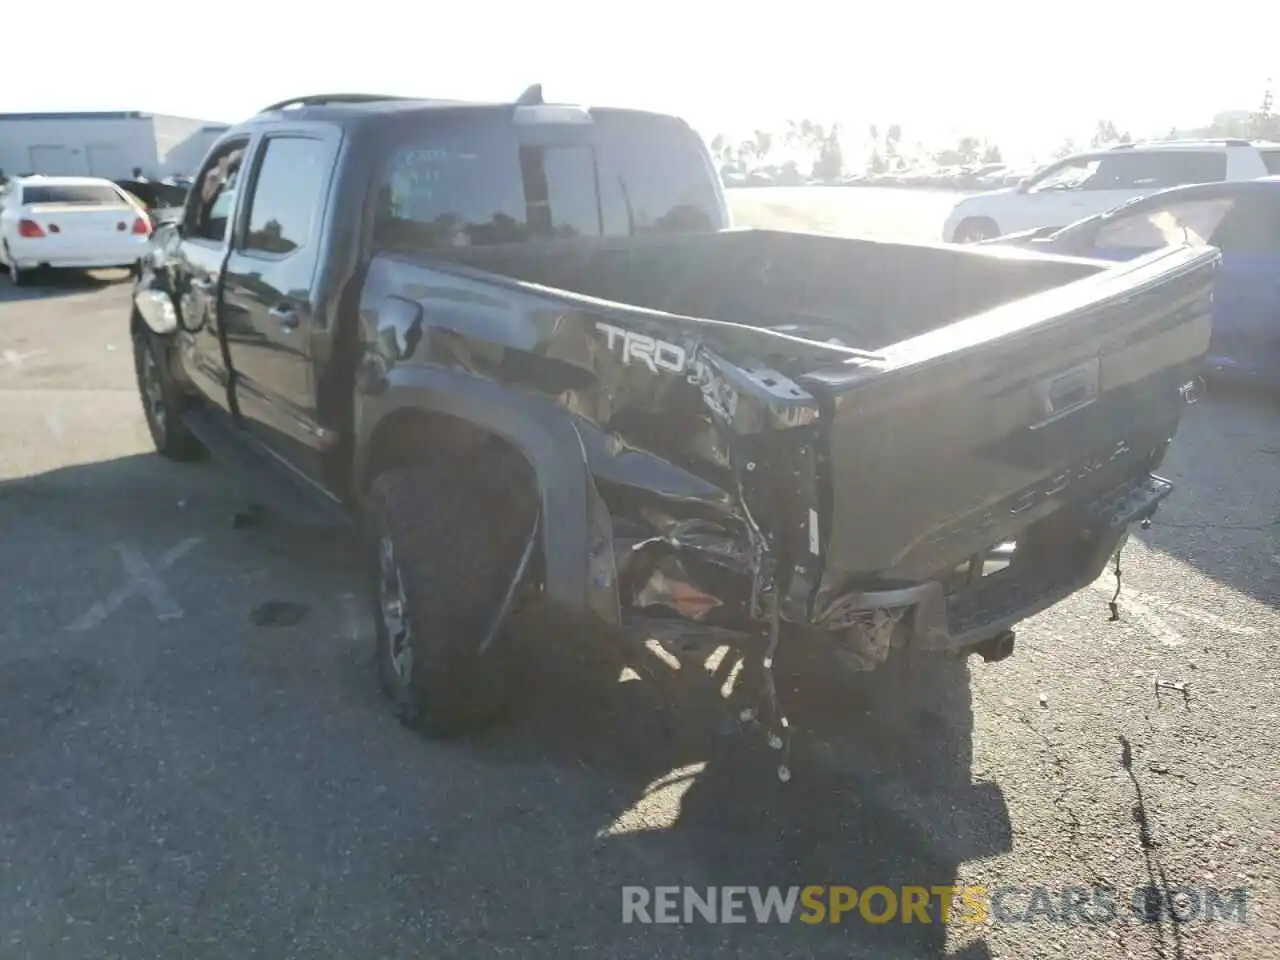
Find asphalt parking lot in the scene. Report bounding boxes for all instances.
[1,190,1278,959]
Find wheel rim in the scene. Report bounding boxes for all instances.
[379,534,413,682]
[140,346,167,437]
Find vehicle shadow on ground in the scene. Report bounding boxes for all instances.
[0,268,131,304]
[467,613,1010,957]
[1138,383,1279,611]
[3,453,1009,959]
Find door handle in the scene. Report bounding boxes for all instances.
[269,304,300,330]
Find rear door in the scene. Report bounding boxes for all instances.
[1203,193,1280,376]
[172,137,251,415]
[221,126,341,474]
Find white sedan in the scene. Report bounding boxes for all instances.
[0,175,153,286]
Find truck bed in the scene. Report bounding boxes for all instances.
[369,228,1217,650]
[432,228,1106,351]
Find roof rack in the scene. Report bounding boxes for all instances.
[256,93,412,114]
[1110,137,1252,150]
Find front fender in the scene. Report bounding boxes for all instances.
[354,365,622,629]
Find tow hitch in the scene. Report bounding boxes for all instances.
[972,629,1016,663]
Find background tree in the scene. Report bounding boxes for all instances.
[1090,119,1122,148]
[812,124,844,179]
[1249,81,1279,140]
[752,130,774,162]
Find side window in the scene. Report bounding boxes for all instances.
[1094,198,1237,250]
[374,118,527,250]
[242,136,335,255]
[1025,157,1103,194]
[1207,199,1280,254]
[1260,150,1280,176]
[1097,151,1227,190]
[186,139,249,243]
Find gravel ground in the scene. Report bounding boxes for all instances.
[0,191,1276,959]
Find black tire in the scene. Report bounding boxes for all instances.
[367,466,530,736]
[132,325,203,460]
[952,217,1000,243]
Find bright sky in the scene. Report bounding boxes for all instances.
[10,1,1277,160]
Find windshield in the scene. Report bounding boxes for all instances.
[1025,157,1101,193]
[21,183,127,205]
[373,111,726,251]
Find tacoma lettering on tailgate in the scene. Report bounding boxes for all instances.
[918,439,1137,560]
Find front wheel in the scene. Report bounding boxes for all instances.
[951,217,1000,243]
[132,325,203,460]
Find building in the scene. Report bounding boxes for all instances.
[0,111,231,181]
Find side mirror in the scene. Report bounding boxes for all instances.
[1015,179,1031,195]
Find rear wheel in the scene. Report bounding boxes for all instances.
[368,465,533,736]
[952,217,1000,243]
[132,325,203,460]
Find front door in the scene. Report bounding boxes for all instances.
[173,137,251,415]
[220,128,341,476]
[1011,153,1135,234]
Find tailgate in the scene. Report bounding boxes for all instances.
[801,244,1218,583]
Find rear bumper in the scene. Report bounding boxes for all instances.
[8,239,148,270]
[816,473,1173,654]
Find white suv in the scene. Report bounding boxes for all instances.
[942,139,1280,243]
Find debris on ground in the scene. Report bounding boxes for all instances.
[1154,678,1191,706]
[250,600,310,627]
[232,503,268,530]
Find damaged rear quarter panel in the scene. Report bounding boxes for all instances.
[352,254,838,630]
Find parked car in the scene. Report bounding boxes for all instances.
[982,177,1280,386]
[0,175,152,285]
[115,177,191,223]
[955,163,1007,190]
[942,138,1280,243]
[131,90,1213,739]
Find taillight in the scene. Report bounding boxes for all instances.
[131,216,151,236]
[17,219,45,238]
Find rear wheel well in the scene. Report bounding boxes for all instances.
[361,408,540,534]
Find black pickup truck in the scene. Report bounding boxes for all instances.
[131,89,1215,736]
